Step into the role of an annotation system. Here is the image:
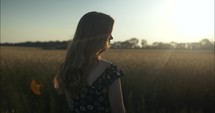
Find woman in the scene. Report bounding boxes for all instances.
[54,11,126,113]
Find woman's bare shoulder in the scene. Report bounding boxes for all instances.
[87,59,113,86]
[100,59,113,66]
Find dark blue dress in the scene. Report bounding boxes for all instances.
[65,64,124,113]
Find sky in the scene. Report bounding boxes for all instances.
[1,0,214,44]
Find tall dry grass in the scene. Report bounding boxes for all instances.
[0,46,214,113]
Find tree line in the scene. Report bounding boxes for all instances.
[0,41,69,49]
[0,38,214,50]
[111,38,214,50]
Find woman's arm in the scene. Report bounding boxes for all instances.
[109,79,126,113]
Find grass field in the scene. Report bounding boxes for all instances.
[0,46,214,113]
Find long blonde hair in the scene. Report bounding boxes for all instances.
[55,11,114,97]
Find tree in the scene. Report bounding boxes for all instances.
[121,41,132,48]
[151,42,172,49]
[199,38,213,50]
[110,41,123,48]
[128,38,139,48]
[118,38,139,49]
[141,39,147,48]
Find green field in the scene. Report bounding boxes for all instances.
[0,46,214,113]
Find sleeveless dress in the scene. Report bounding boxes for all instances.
[64,64,124,113]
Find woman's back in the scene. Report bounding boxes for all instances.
[64,60,124,113]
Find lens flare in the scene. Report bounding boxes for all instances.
[30,80,43,96]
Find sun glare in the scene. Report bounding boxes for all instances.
[170,0,214,38]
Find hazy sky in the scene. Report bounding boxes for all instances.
[1,0,214,44]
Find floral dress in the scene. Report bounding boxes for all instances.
[65,64,124,113]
